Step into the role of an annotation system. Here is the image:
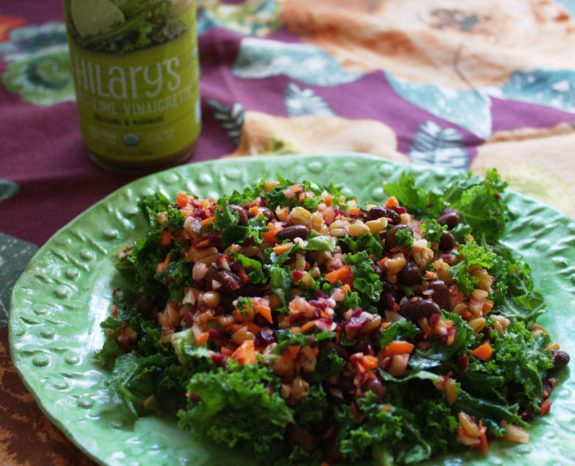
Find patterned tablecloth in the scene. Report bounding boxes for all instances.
[2,0,575,463]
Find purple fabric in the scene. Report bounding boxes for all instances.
[2,0,575,246]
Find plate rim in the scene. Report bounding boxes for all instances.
[8,152,575,466]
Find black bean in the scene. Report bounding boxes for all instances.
[136,295,158,319]
[212,270,242,292]
[439,231,456,251]
[551,351,570,372]
[257,207,275,221]
[428,280,451,311]
[364,378,385,400]
[229,204,248,226]
[399,298,421,321]
[417,299,440,319]
[385,224,411,251]
[398,261,421,286]
[277,224,311,240]
[338,376,355,395]
[437,209,461,230]
[287,423,317,453]
[366,206,400,224]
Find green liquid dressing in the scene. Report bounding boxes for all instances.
[64,0,201,170]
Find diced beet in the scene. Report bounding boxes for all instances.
[181,310,195,328]
[256,329,276,347]
[210,353,228,367]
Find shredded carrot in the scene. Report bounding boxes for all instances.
[200,216,216,227]
[231,340,256,365]
[381,321,392,330]
[424,271,438,280]
[246,322,262,334]
[229,324,244,334]
[540,399,552,416]
[348,207,360,216]
[263,222,280,244]
[156,253,171,274]
[362,355,379,370]
[220,346,233,356]
[461,310,473,320]
[385,196,399,208]
[160,230,173,246]
[237,268,250,284]
[249,206,259,217]
[195,332,210,346]
[273,243,293,255]
[286,345,301,360]
[176,193,188,208]
[382,340,415,357]
[380,404,393,412]
[325,265,352,284]
[341,284,351,294]
[300,320,318,333]
[254,302,273,324]
[482,299,494,315]
[471,342,493,361]
[324,194,333,206]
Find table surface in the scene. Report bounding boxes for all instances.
[2,0,575,464]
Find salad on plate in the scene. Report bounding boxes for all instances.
[96,169,569,465]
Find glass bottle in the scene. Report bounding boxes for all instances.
[63,0,201,172]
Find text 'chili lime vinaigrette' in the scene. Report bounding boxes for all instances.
[64,0,201,172]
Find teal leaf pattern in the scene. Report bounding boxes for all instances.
[0,233,38,329]
[0,23,74,106]
[386,72,492,139]
[408,121,469,170]
[233,38,362,86]
[500,69,575,113]
[284,83,334,117]
[0,180,19,202]
[209,100,245,144]
[197,0,281,36]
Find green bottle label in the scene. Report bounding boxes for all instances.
[64,0,201,164]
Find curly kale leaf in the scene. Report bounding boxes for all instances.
[294,385,329,429]
[385,168,509,244]
[343,251,382,304]
[139,193,170,225]
[178,364,293,454]
[336,392,404,461]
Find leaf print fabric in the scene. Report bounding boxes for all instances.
[0,22,74,105]
[284,83,334,117]
[408,121,469,170]
[3,0,575,463]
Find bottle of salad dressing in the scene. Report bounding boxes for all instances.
[63,0,201,172]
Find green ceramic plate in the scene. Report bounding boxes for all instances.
[9,154,575,466]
